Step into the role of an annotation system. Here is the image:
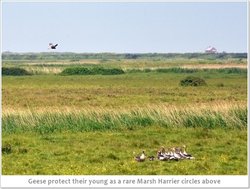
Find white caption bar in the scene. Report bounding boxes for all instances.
[1,175,248,188]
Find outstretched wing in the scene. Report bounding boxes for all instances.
[48,43,58,49]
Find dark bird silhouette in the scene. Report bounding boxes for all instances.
[49,43,58,49]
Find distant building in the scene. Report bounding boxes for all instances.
[205,46,217,53]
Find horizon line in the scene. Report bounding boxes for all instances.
[2,51,247,54]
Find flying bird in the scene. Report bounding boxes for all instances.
[48,43,58,49]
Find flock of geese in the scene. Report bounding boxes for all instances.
[135,145,195,162]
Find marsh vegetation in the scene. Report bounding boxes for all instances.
[2,53,247,175]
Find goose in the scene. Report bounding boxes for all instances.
[160,146,166,154]
[172,147,182,160]
[157,151,168,161]
[181,145,195,159]
[168,148,179,161]
[48,43,58,49]
[163,148,173,159]
[135,151,146,162]
[160,146,172,158]
[174,146,185,159]
[174,146,181,153]
[168,147,174,156]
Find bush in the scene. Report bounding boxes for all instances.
[61,67,92,75]
[180,76,207,86]
[60,67,124,75]
[2,67,31,76]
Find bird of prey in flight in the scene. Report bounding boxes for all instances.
[48,43,58,49]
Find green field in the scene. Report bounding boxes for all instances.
[2,53,248,175]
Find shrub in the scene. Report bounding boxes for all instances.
[2,67,31,76]
[180,76,207,86]
[60,67,124,75]
[61,67,92,75]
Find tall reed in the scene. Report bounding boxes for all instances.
[2,106,247,134]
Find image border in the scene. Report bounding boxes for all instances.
[0,0,249,188]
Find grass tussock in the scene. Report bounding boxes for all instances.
[2,106,247,134]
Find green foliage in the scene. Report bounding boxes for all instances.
[93,67,125,75]
[180,76,207,86]
[2,107,247,134]
[61,67,92,75]
[182,112,227,129]
[229,107,248,127]
[60,67,125,75]
[2,67,31,76]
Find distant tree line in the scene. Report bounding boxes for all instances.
[2,52,247,61]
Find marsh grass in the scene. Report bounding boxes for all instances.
[2,57,247,175]
[2,105,247,134]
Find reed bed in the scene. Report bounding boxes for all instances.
[3,104,247,134]
[25,66,63,74]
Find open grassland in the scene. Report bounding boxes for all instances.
[2,55,248,175]
[2,127,247,175]
[2,72,247,109]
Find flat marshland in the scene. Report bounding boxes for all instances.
[2,53,248,175]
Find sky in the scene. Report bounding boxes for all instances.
[2,2,247,53]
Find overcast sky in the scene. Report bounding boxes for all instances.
[2,2,247,53]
